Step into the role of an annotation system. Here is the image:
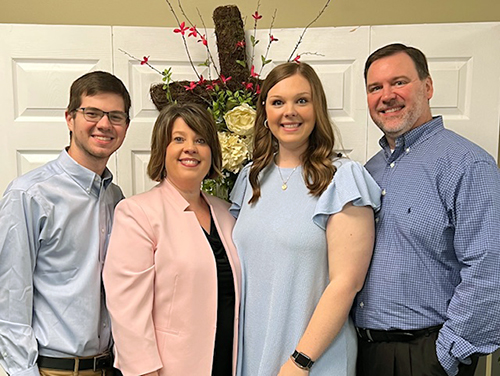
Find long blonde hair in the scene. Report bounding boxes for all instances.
[248,62,338,204]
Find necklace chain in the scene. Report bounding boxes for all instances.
[277,164,299,190]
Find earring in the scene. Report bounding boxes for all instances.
[264,119,269,128]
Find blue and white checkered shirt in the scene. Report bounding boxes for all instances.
[352,116,500,376]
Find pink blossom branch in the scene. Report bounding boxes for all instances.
[165,0,201,80]
[118,49,164,75]
[287,0,331,61]
[248,0,262,69]
[195,7,221,79]
[258,8,277,76]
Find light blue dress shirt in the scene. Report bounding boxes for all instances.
[0,150,124,376]
[353,117,500,376]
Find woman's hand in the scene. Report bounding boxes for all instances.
[277,358,309,376]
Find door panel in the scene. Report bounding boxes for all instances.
[0,24,113,193]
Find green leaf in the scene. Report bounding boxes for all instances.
[250,35,259,47]
[236,60,247,68]
[261,56,272,65]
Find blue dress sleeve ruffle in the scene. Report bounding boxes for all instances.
[313,159,381,230]
[229,163,251,219]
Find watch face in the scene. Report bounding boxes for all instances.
[292,351,313,369]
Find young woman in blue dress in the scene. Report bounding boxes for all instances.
[230,62,381,376]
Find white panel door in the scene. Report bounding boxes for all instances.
[113,26,217,197]
[368,23,500,161]
[252,27,371,163]
[0,24,113,194]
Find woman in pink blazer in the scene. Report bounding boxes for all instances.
[103,103,241,376]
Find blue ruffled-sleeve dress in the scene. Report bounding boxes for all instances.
[230,158,381,376]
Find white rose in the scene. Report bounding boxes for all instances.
[218,132,250,173]
[223,103,256,136]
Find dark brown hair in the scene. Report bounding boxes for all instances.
[67,71,131,119]
[147,103,222,182]
[249,62,337,203]
[364,43,430,82]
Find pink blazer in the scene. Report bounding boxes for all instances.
[103,179,241,376]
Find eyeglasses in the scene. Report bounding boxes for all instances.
[75,107,129,126]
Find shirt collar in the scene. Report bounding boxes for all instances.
[379,116,444,161]
[57,149,114,196]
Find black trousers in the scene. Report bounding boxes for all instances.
[356,329,478,376]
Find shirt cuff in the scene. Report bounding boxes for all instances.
[436,326,474,376]
[6,364,40,376]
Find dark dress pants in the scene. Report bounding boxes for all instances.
[356,330,478,376]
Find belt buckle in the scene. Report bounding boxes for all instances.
[93,353,110,372]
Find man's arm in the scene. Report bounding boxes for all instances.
[0,190,42,376]
[436,159,500,376]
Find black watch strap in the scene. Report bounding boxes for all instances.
[291,350,314,370]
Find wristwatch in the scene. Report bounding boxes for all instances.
[291,350,314,370]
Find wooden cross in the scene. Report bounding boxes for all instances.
[150,5,258,111]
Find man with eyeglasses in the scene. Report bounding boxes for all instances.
[0,71,131,376]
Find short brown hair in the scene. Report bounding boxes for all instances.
[67,71,131,120]
[364,43,430,82]
[147,103,222,182]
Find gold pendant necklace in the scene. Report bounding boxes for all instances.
[277,164,299,190]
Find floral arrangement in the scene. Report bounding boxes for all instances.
[126,0,330,200]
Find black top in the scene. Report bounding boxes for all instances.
[203,215,235,376]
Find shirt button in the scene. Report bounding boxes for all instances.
[375,218,379,223]
[406,147,410,153]
[390,162,395,168]
[381,189,386,196]
[101,228,105,233]
[360,302,365,308]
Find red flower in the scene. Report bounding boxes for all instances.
[252,11,262,20]
[293,55,301,63]
[242,82,254,90]
[256,84,261,95]
[206,83,215,91]
[198,34,208,46]
[250,65,259,78]
[188,26,198,38]
[270,35,278,42]
[220,75,232,84]
[140,56,149,65]
[174,22,189,36]
[236,40,246,49]
[197,75,206,85]
[184,81,197,91]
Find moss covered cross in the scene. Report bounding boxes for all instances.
[150,5,259,112]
